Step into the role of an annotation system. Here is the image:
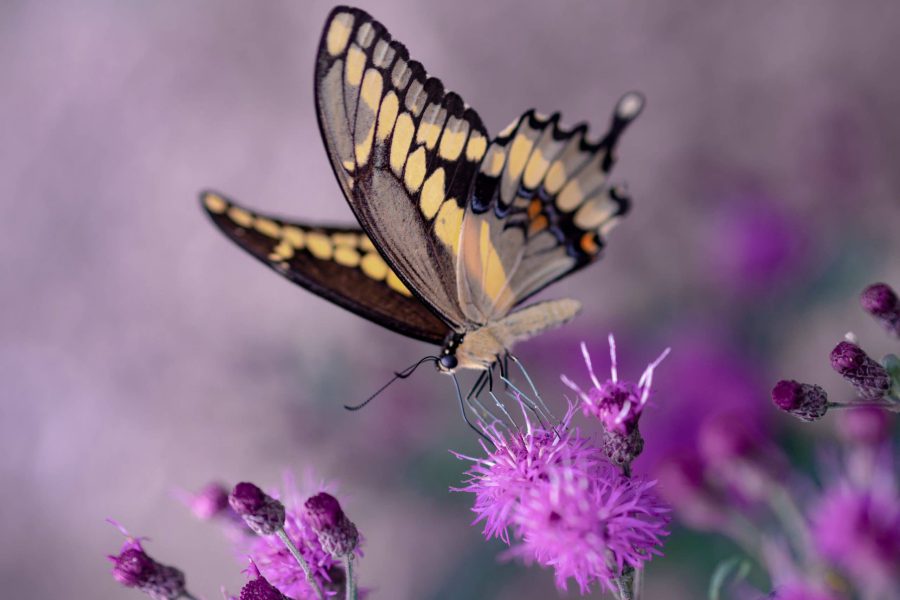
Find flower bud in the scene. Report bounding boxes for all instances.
[771,380,828,421]
[230,482,286,536]
[860,283,899,337]
[830,341,891,400]
[303,492,359,558]
[108,538,186,600]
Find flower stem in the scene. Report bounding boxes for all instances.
[344,555,358,600]
[827,401,900,412]
[276,527,325,600]
[181,593,200,600]
[614,567,636,600]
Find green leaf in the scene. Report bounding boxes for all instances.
[708,556,752,600]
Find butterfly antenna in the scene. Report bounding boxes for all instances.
[344,355,439,411]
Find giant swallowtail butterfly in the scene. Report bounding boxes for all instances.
[202,5,642,376]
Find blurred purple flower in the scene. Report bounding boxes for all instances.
[707,191,808,294]
[769,582,842,600]
[699,412,786,501]
[638,330,768,474]
[656,452,729,530]
[811,453,900,594]
[830,341,891,400]
[860,283,900,338]
[511,465,670,594]
[836,406,891,448]
[178,481,232,521]
[107,523,187,600]
[452,402,601,543]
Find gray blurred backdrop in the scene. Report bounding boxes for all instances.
[2,1,899,598]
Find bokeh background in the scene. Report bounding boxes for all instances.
[2,1,899,598]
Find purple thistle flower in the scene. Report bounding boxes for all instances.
[830,341,891,400]
[107,524,186,600]
[303,493,359,559]
[230,482,287,536]
[562,336,670,434]
[452,403,602,543]
[236,479,352,599]
[771,380,828,422]
[861,282,900,337]
[811,461,900,594]
[510,465,671,594]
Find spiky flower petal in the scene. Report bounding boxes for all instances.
[511,465,671,594]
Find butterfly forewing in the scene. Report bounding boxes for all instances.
[315,6,491,331]
[201,191,448,344]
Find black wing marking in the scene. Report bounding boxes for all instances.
[200,190,448,344]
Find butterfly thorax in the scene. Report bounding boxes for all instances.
[437,298,582,373]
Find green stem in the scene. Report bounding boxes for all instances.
[614,567,636,600]
[276,528,325,600]
[344,555,358,600]
[766,486,818,572]
[827,401,900,412]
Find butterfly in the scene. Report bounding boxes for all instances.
[202,5,642,379]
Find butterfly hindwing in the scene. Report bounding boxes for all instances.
[458,94,642,321]
[200,191,448,344]
[315,6,490,331]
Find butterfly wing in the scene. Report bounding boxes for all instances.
[200,190,448,344]
[457,94,643,322]
[315,6,490,332]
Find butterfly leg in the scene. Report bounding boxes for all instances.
[466,370,489,401]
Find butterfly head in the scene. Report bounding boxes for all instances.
[437,332,465,373]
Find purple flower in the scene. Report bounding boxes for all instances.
[562,336,669,434]
[698,412,785,500]
[107,525,186,600]
[811,462,900,594]
[452,403,601,543]
[830,341,891,400]
[836,406,891,447]
[230,482,287,536]
[236,479,348,599]
[771,380,828,422]
[706,191,809,294]
[860,282,900,337]
[303,493,359,559]
[656,452,729,530]
[511,465,671,594]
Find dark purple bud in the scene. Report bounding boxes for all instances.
[771,380,828,422]
[830,341,891,400]
[861,283,898,316]
[229,482,285,535]
[304,493,359,558]
[861,283,900,337]
[240,576,289,600]
[108,539,186,600]
[836,406,890,447]
[601,426,644,467]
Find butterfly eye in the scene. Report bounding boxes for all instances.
[440,354,458,371]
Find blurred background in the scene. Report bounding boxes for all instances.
[2,1,899,598]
